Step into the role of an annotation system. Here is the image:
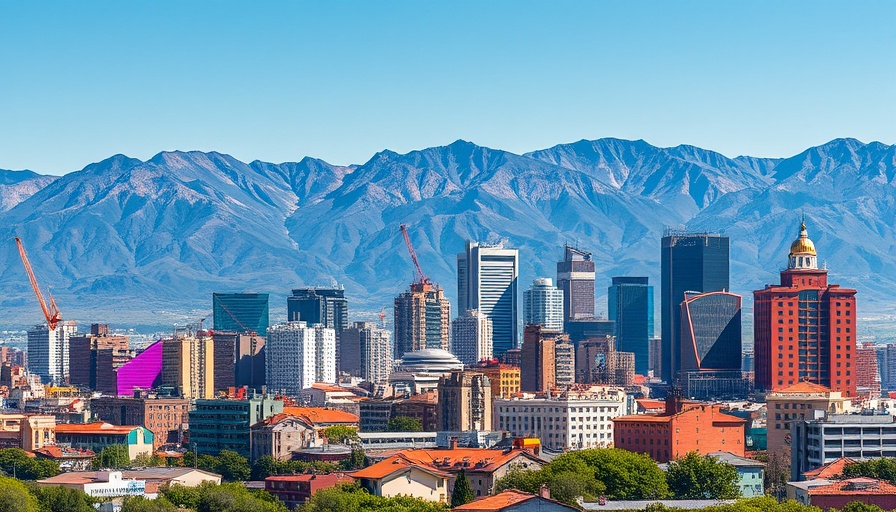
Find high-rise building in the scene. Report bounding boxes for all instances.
[554,337,575,389]
[754,221,858,397]
[341,322,392,384]
[393,284,450,357]
[457,241,519,355]
[287,287,348,365]
[648,338,662,377]
[212,293,270,334]
[856,342,881,398]
[877,344,896,392]
[437,370,492,431]
[68,324,129,391]
[524,278,564,332]
[161,335,215,399]
[576,335,635,387]
[661,231,730,383]
[520,324,557,392]
[608,277,654,376]
[266,321,336,396]
[474,361,520,399]
[27,321,76,386]
[556,244,595,324]
[679,291,747,399]
[212,332,265,392]
[451,310,493,366]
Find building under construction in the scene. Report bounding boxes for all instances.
[575,335,635,387]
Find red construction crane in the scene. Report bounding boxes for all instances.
[216,301,257,336]
[15,237,61,330]
[378,307,387,328]
[399,224,431,288]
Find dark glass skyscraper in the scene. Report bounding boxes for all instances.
[660,231,729,383]
[556,245,595,324]
[608,277,654,376]
[212,293,270,334]
[679,291,741,372]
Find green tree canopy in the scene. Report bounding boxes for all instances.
[93,444,132,470]
[551,448,668,500]
[121,496,179,512]
[301,482,448,512]
[667,452,741,499]
[451,469,475,507]
[842,457,896,484]
[214,450,251,482]
[27,484,94,512]
[0,476,40,512]
[324,426,360,444]
[387,415,423,432]
[0,448,60,480]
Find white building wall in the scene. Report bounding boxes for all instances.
[451,310,493,365]
[267,322,318,396]
[314,326,337,384]
[524,278,564,333]
[27,321,75,386]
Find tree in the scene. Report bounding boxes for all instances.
[324,426,359,444]
[842,457,896,484]
[0,449,59,480]
[387,415,423,432]
[160,483,202,510]
[214,450,251,482]
[121,496,178,512]
[27,484,95,512]
[132,452,165,467]
[451,469,476,507]
[196,482,288,512]
[666,452,740,499]
[494,467,546,495]
[93,445,132,469]
[551,448,668,500]
[0,476,40,512]
[836,503,885,512]
[251,455,278,480]
[342,448,367,470]
[301,483,448,512]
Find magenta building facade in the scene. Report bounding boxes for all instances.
[116,340,163,396]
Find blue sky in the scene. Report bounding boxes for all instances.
[1,1,893,175]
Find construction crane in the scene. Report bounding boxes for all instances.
[378,307,387,329]
[399,224,431,288]
[216,302,257,336]
[15,237,61,330]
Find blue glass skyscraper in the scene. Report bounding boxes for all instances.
[608,277,654,375]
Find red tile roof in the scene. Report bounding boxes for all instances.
[282,407,360,425]
[452,490,535,511]
[803,457,856,480]
[352,448,543,481]
[809,478,896,496]
[775,382,833,394]
[55,422,141,435]
[351,454,451,480]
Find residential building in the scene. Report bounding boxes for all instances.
[250,407,360,461]
[457,241,519,356]
[341,322,392,383]
[33,446,94,472]
[353,447,545,501]
[287,287,348,366]
[265,473,354,509]
[613,394,746,462]
[876,344,896,391]
[791,410,896,479]
[453,489,579,512]
[855,342,881,398]
[679,291,747,400]
[521,324,557,393]
[475,361,520,399]
[115,340,163,397]
[608,277,654,376]
[576,336,635,387]
[661,230,729,383]
[524,278,564,333]
[556,244,595,324]
[0,413,56,451]
[90,396,190,448]
[494,386,628,451]
[437,371,492,431]
[709,451,765,498]
[212,292,269,334]
[161,335,214,399]
[27,321,76,386]
[68,324,129,391]
[754,221,858,396]
[212,331,265,391]
[188,394,283,456]
[55,422,154,460]
[392,391,439,431]
[394,283,451,356]
[554,338,575,388]
[765,382,850,456]
[266,321,336,396]
[359,399,394,432]
[451,310,493,366]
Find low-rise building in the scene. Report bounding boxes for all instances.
[791,409,896,479]
[613,395,746,462]
[0,413,56,451]
[452,489,578,512]
[806,478,896,511]
[708,451,765,498]
[264,473,354,508]
[249,407,359,461]
[494,386,628,451]
[475,362,520,399]
[188,394,283,457]
[36,467,221,497]
[90,395,190,448]
[765,382,850,456]
[393,391,439,431]
[55,422,154,460]
[33,445,95,472]
[438,371,491,432]
[353,455,451,503]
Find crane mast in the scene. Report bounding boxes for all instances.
[399,224,431,289]
[15,237,61,330]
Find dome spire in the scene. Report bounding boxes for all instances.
[788,217,818,270]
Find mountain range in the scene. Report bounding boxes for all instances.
[0,137,894,340]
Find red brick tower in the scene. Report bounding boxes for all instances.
[754,221,857,396]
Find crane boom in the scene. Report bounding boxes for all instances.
[15,237,61,330]
[399,224,430,286]
[217,300,257,335]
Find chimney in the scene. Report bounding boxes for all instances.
[540,483,550,499]
[665,389,683,415]
[450,437,458,450]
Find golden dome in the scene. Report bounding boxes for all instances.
[789,221,817,256]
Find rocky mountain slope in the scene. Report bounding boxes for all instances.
[0,138,893,335]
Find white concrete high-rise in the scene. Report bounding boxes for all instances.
[524,278,564,333]
[340,322,392,384]
[457,241,519,356]
[451,310,493,366]
[27,321,76,386]
[266,321,336,396]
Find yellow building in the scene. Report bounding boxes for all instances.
[766,381,850,454]
[162,336,214,399]
[478,364,521,399]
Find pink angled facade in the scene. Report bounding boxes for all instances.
[116,340,163,396]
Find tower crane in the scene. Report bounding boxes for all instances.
[15,237,61,330]
[399,224,431,289]
[378,307,387,329]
